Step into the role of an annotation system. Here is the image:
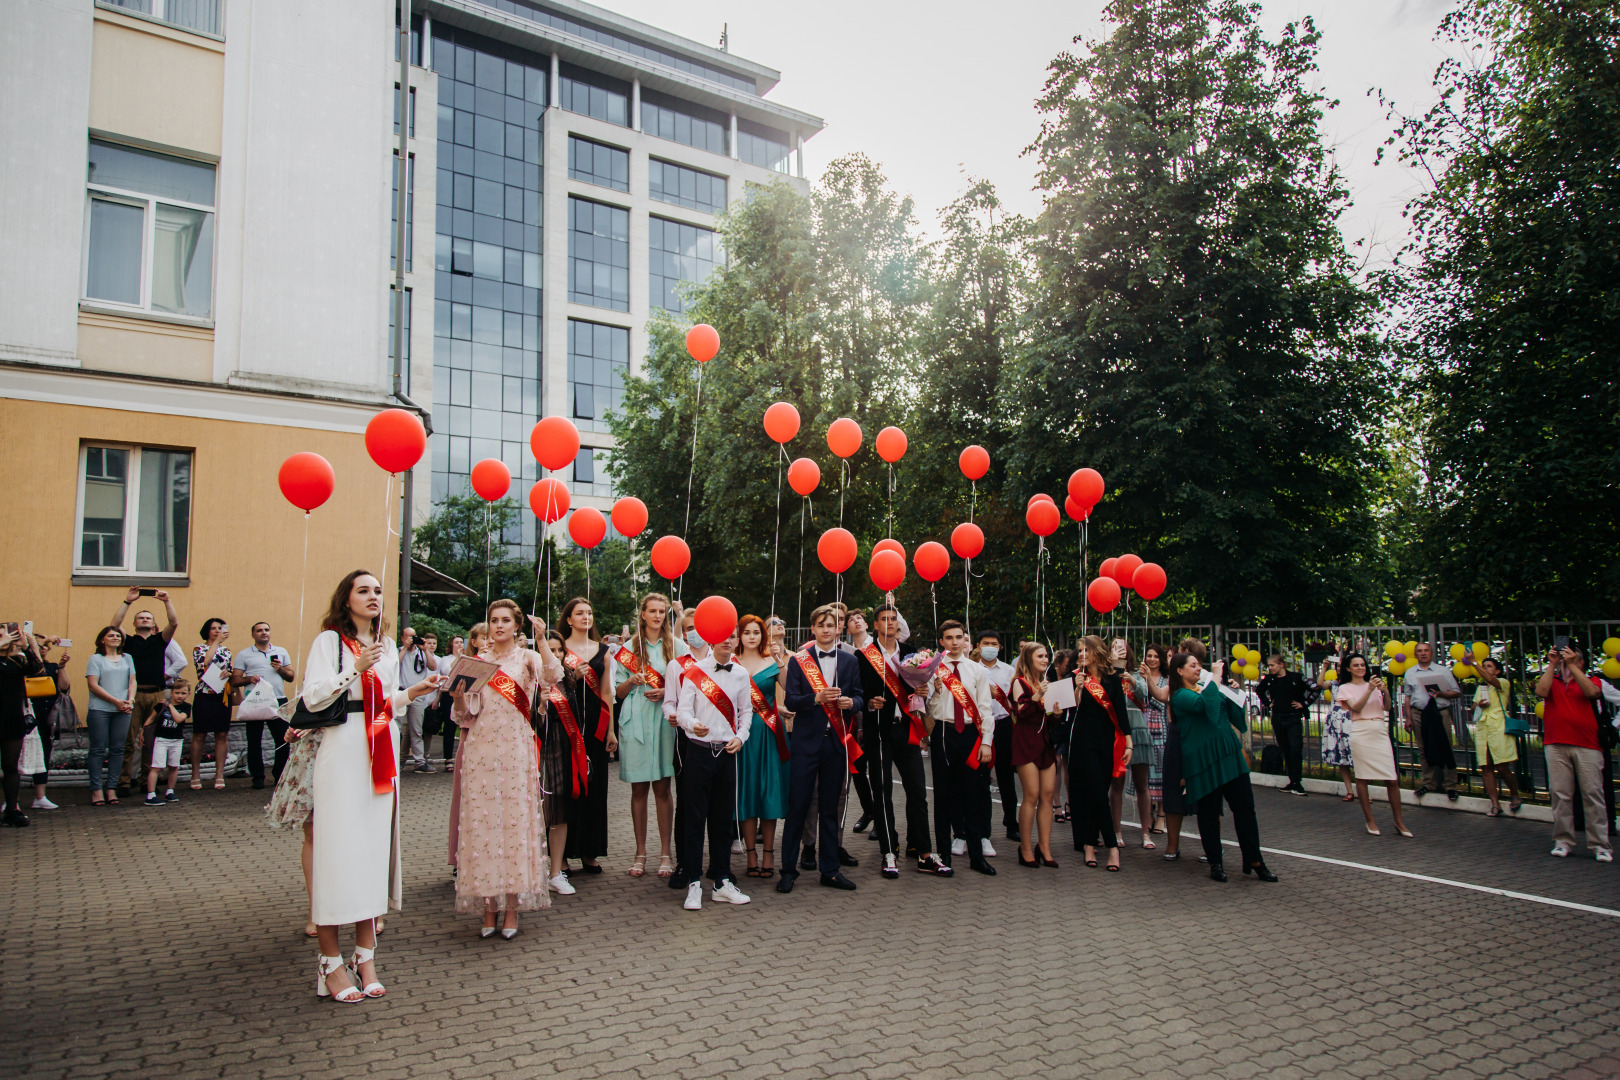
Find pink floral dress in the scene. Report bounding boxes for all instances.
[451,648,562,913]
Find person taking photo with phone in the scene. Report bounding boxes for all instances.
[110,587,179,798]
[1537,642,1610,862]
[0,625,47,825]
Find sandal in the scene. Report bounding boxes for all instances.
[190,778,203,790]
[1141,837,1156,850]
[759,847,776,880]
[1509,798,1522,813]
[656,855,674,878]
[1486,806,1502,817]
[303,921,318,938]
[745,850,760,878]
[214,778,226,790]
[628,855,646,877]
[316,955,364,1003]
[349,944,386,998]
[1340,793,1356,802]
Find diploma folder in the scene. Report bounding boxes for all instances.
[1043,676,1077,712]
[443,656,499,695]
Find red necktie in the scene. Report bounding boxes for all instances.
[951,664,966,733]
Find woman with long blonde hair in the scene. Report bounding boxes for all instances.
[1009,641,1059,868]
[613,592,686,878]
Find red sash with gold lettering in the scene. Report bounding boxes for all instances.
[1083,676,1128,778]
[486,668,539,771]
[341,636,397,795]
[938,663,989,770]
[990,681,1013,717]
[614,644,665,691]
[860,642,926,747]
[545,684,588,797]
[563,648,612,741]
[793,649,863,772]
[747,677,790,762]
[680,664,737,734]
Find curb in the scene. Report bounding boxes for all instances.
[1248,770,1555,822]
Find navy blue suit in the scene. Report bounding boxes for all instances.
[780,648,864,881]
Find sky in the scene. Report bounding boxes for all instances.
[603,0,1464,268]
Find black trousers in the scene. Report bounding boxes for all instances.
[245,717,290,784]
[1273,718,1303,786]
[678,742,738,884]
[931,723,986,866]
[671,729,690,874]
[1069,736,1119,850]
[851,747,877,822]
[993,719,1018,830]
[424,698,456,761]
[780,730,847,879]
[865,718,931,858]
[1197,774,1263,868]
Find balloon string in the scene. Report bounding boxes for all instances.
[796,498,807,637]
[379,471,394,598]
[886,462,895,540]
[1034,536,1045,646]
[294,511,310,704]
[839,458,847,528]
[585,547,591,604]
[683,364,703,539]
[970,479,977,524]
[770,444,784,623]
[484,502,492,615]
[964,557,972,643]
[930,582,938,641]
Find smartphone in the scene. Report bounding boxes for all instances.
[57,639,73,648]
[138,588,158,597]
[1554,635,1570,652]
[22,620,33,638]
[3,622,16,635]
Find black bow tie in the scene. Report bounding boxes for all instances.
[713,663,733,672]
[818,650,838,659]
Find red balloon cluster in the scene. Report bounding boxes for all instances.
[787,458,820,496]
[1093,553,1169,603]
[528,478,570,524]
[470,458,511,502]
[1064,495,1086,521]
[1133,562,1167,601]
[531,416,581,472]
[827,418,862,459]
[951,522,984,560]
[958,445,989,481]
[1111,554,1143,587]
[693,595,738,644]
[278,453,335,512]
[875,426,908,463]
[873,538,905,560]
[365,409,426,473]
[914,541,950,582]
[818,527,857,574]
[1087,576,1121,613]
[568,506,607,549]
[1026,499,1060,537]
[1067,468,1105,518]
[610,496,648,538]
[686,324,720,363]
[763,402,800,444]
[650,535,690,580]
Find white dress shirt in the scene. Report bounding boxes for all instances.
[1403,663,1459,710]
[674,655,753,746]
[925,654,996,743]
[662,643,704,721]
[981,659,1015,720]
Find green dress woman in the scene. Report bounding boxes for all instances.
[735,617,791,879]
[1170,657,1277,882]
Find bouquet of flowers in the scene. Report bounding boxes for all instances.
[898,649,945,717]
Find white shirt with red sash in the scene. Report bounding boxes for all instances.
[662,647,705,722]
[981,658,1015,722]
[925,655,997,745]
[674,656,753,747]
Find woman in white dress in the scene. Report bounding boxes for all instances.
[300,570,441,1003]
[1337,652,1412,838]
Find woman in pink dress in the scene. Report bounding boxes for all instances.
[449,600,563,939]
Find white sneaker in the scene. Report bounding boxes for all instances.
[951,837,968,856]
[1551,841,1573,858]
[1597,848,1614,863]
[731,838,745,854]
[549,873,576,895]
[712,880,751,905]
[683,881,703,910]
[980,838,997,858]
[31,797,58,810]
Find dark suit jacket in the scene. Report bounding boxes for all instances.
[851,642,909,734]
[784,647,864,741]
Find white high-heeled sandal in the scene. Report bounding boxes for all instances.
[349,945,386,998]
[316,954,364,1003]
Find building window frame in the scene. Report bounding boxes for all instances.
[97,0,224,38]
[72,442,193,579]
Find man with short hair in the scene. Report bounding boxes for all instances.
[843,609,881,841]
[926,620,997,875]
[1537,643,1611,861]
[975,629,1017,851]
[110,586,179,796]
[399,629,437,772]
[1402,643,1462,799]
[672,624,752,909]
[1259,654,1313,795]
[230,622,295,789]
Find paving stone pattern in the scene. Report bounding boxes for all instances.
[7,769,1618,1080]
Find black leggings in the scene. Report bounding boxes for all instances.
[1,736,21,814]
[1069,738,1119,850]
[1196,774,1263,868]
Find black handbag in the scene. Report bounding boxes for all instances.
[288,640,352,731]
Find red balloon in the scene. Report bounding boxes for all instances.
[869,549,906,591]
[1026,500,1061,537]
[530,416,581,472]
[568,506,607,549]
[817,527,858,574]
[914,541,950,582]
[686,323,720,363]
[787,457,821,497]
[693,595,738,645]
[763,402,800,444]
[1098,556,1119,581]
[470,458,511,502]
[873,538,905,560]
[1068,467,1105,508]
[365,408,426,473]
[528,478,570,524]
[1133,562,1167,601]
[1112,553,1144,588]
[1087,576,1122,613]
[277,452,334,512]
[1064,495,1087,522]
[650,535,691,580]
[875,426,908,463]
[951,522,984,560]
[958,445,990,481]
[610,496,648,538]
[1027,493,1056,509]
[827,418,863,459]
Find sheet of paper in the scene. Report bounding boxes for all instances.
[200,664,225,695]
[1044,676,1076,712]
[444,655,499,696]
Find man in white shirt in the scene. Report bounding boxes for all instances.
[398,630,437,773]
[663,611,705,892]
[672,624,752,910]
[975,630,1017,853]
[1402,643,1462,799]
[926,620,997,875]
[230,622,295,789]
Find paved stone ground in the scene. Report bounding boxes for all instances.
[8,769,1618,1080]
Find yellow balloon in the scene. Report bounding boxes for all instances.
[1244,664,1260,681]
[1603,657,1620,680]
[1604,637,1620,658]
[1448,643,1466,661]
[1383,640,1400,657]
[1535,700,1545,718]
[1233,644,1250,661]
[1390,659,1409,676]
[1453,663,1473,679]
[1323,669,1338,683]
[1405,640,1419,658]
[1471,641,1489,661]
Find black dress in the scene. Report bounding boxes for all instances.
[1066,672,1132,851]
[563,646,610,862]
[534,691,574,830]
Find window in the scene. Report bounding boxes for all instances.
[567,319,627,435]
[76,444,191,575]
[640,90,727,156]
[649,158,726,215]
[568,136,628,192]
[102,0,220,35]
[390,152,414,272]
[571,446,615,499]
[559,63,627,126]
[737,119,792,173]
[84,139,216,319]
[393,84,417,136]
[388,286,412,393]
[649,217,720,313]
[568,197,628,311]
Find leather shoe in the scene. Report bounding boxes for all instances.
[819,873,857,890]
[1209,864,1228,882]
[851,815,871,834]
[667,872,692,890]
[838,847,859,868]
[1244,861,1279,882]
[775,876,795,894]
[799,845,818,871]
[969,859,997,876]
[1005,824,1020,842]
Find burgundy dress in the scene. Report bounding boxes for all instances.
[1009,677,1056,769]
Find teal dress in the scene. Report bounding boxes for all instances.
[1172,680,1250,806]
[736,661,790,820]
[616,639,681,783]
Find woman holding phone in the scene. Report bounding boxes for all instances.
[1338,653,1412,836]
[85,626,134,806]
[191,618,233,791]
[0,626,46,823]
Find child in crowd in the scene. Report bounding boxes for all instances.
[145,680,192,806]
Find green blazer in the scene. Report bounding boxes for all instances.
[1171,680,1249,806]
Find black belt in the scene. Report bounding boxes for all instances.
[346,700,366,713]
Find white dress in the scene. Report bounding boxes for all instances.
[301,630,411,926]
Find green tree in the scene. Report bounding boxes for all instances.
[1384,0,1620,619]
[1019,0,1387,626]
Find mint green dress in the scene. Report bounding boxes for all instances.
[736,662,790,820]
[616,639,681,783]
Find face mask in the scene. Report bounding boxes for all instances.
[981,646,999,663]
[685,629,704,648]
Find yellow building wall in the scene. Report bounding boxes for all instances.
[89,10,224,159]
[2,397,401,720]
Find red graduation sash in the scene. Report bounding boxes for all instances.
[990,680,1013,716]
[1083,676,1129,778]
[485,668,540,772]
[614,644,665,691]
[680,664,737,734]
[563,647,612,741]
[545,684,589,797]
[793,649,862,773]
[341,636,397,795]
[860,642,926,747]
[747,676,791,762]
[938,662,989,769]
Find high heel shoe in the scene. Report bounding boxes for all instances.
[1018,850,1040,868]
[1365,824,1381,836]
[349,945,385,998]
[500,927,519,940]
[1244,861,1279,882]
[479,926,496,938]
[1040,852,1059,868]
[317,954,364,1002]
